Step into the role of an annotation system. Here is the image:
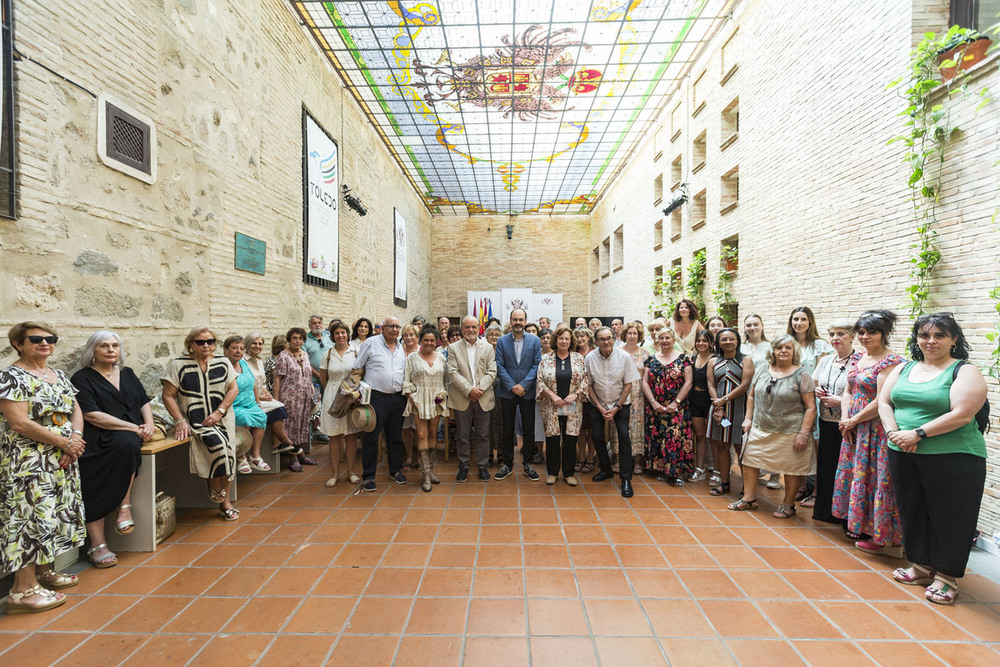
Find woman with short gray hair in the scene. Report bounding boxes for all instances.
[809,319,855,523]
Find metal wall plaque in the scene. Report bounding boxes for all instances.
[235,232,266,275]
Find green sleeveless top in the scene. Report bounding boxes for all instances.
[888,360,986,457]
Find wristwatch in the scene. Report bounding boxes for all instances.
[915,427,928,439]
[218,406,228,416]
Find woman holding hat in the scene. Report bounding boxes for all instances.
[319,322,360,487]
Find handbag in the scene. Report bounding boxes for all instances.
[155,491,176,545]
[150,414,169,441]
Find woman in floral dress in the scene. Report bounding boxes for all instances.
[620,322,650,474]
[403,326,448,492]
[0,322,86,614]
[273,328,317,472]
[642,328,694,486]
[832,310,905,556]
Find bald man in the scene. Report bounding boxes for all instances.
[447,316,498,482]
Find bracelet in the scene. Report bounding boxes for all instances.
[72,429,83,435]
[176,418,188,424]
[798,430,810,435]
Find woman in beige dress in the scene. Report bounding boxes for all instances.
[400,324,420,470]
[319,322,360,487]
[620,322,650,474]
[403,326,447,491]
[162,326,240,521]
[671,299,705,355]
[730,335,817,518]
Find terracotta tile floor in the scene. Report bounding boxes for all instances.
[2,444,1000,665]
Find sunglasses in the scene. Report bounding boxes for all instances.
[193,339,217,346]
[27,335,59,344]
[765,377,779,394]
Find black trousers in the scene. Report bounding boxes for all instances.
[500,396,536,467]
[361,391,406,481]
[813,419,845,524]
[887,448,986,577]
[545,415,578,478]
[585,402,632,480]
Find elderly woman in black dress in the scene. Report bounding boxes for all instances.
[71,331,154,568]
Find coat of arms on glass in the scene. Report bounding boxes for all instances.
[291,1,733,214]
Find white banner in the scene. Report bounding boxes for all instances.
[501,288,533,324]
[529,293,563,326]
[304,112,339,285]
[394,208,407,305]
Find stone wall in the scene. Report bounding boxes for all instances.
[429,214,591,323]
[0,0,432,390]
[588,0,1000,535]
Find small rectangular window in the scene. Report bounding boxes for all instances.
[721,166,739,214]
[721,235,739,273]
[601,237,611,277]
[653,174,663,205]
[653,127,663,161]
[671,103,683,142]
[721,28,739,84]
[613,226,624,271]
[654,219,664,249]
[671,154,683,191]
[721,98,739,150]
[692,71,707,117]
[692,189,707,229]
[692,131,707,174]
[591,247,600,283]
[671,208,682,241]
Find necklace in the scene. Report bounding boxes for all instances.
[19,364,54,380]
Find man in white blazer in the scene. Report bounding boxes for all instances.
[447,316,498,482]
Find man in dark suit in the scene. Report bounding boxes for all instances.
[494,308,542,481]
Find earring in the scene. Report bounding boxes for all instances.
[951,345,957,352]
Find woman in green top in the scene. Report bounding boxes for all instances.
[878,313,987,606]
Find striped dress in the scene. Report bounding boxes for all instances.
[707,356,747,446]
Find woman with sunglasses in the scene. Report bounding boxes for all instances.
[0,322,86,614]
[730,335,817,517]
[162,326,240,521]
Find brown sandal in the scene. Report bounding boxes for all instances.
[37,568,79,590]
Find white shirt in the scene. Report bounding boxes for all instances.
[352,334,405,393]
[584,347,640,407]
[464,338,479,384]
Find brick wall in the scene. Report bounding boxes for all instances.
[588,0,1000,535]
[429,214,591,322]
[1,0,432,386]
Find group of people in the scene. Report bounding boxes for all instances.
[0,303,988,614]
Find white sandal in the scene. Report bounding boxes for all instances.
[5,585,66,614]
[237,456,253,474]
[37,568,79,590]
[249,456,271,472]
[116,503,135,535]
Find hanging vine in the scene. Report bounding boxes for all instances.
[887,25,991,316]
[710,245,739,309]
[648,266,682,316]
[686,249,707,316]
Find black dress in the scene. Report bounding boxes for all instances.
[71,367,149,523]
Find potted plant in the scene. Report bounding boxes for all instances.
[937,28,992,82]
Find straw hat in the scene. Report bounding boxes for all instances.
[350,405,377,433]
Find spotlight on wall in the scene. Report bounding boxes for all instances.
[342,184,368,216]
[662,183,689,216]
[505,223,514,240]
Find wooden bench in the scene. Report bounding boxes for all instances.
[106,430,274,553]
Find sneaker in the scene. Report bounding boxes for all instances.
[523,463,540,481]
[478,467,490,481]
[362,480,377,493]
[766,474,782,490]
[456,468,469,483]
[494,464,512,481]
[687,467,706,482]
[391,471,408,485]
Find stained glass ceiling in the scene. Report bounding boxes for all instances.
[289,1,735,215]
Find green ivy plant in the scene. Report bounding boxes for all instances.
[711,245,738,308]
[888,25,991,316]
[686,249,707,315]
[648,266,682,317]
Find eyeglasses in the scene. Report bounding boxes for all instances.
[765,377,779,394]
[383,324,401,329]
[26,335,58,344]
[193,339,217,346]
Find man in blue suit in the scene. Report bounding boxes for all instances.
[494,308,542,481]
